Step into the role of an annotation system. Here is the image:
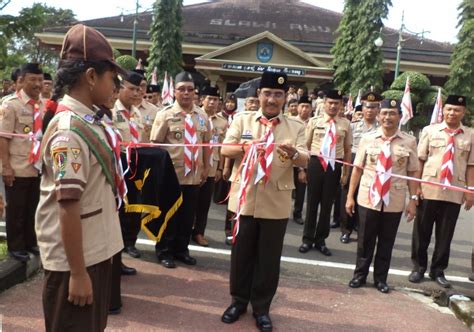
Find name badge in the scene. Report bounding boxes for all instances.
[241,130,253,139]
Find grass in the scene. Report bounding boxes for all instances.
[0,240,7,261]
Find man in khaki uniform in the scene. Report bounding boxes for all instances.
[0,63,44,262]
[145,84,162,108]
[41,72,53,99]
[220,71,309,331]
[346,99,419,293]
[192,86,227,246]
[299,90,352,256]
[150,71,211,268]
[409,95,474,288]
[134,72,161,144]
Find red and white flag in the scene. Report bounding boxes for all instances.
[151,67,158,85]
[430,88,443,124]
[135,58,143,70]
[400,76,413,126]
[169,76,175,101]
[161,71,171,104]
[354,89,362,108]
[345,93,354,115]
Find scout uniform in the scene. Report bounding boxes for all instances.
[350,100,419,291]
[410,95,474,285]
[300,90,352,255]
[137,99,160,144]
[150,71,211,266]
[193,86,228,245]
[339,93,381,242]
[222,72,309,326]
[0,63,44,261]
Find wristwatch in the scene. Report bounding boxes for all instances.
[410,195,419,201]
[291,151,300,160]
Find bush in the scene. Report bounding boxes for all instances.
[390,71,431,92]
[422,90,447,106]
[113,48,121,59]
[116,55,138,71]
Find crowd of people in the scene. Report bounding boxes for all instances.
[0,24,473,332]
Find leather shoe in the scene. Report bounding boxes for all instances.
[469,273,474,282]
[298,243,312,253]
[429,273,451,288]
[348,277,366,288]
[293,217,304,225]
[254,313,272,331]
[124,246,141,258]
[221,304,247,324]
[375,281,390,293]
[315,244,332,256]
[8,251,30,262]
[340,234,350,244]
[330,221,340,229]
[157,255,176,268]
[108,306,122,315]
[408,271,424,283]
[121,263,137,276]
[174,254,197,265]
[192,234,209,247]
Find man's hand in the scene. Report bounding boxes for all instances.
[341,173,349,187]
[297,169,307,184]
[405,200,417,222]
[345,196,356,217]
[200,167,209,186]
[215,169,223,182]
[68,271,93,306]
[463,193,474,211]
[278,143,298,160]
[416,187,424,201]
[223,167,231,181]
[2,165,14,187]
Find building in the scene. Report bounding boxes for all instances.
[36,0,453,94]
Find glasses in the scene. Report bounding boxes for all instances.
[144,95,154,100]
[260,90,285,99]
[175,87,195,93]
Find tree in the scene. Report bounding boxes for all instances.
[445,0,474,120]
[147,0,183,82]
[331,0,392,95]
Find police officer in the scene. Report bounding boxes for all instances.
[150,71,211,268]
[192,85,227,246]
[409,95,474,288]
[299,89,352,256]
[0,63,44,261]
[134,71,161,144]
[41,72,53,99]
[339,92,381,243]
[220,71,309,331]
[346,99,419,293]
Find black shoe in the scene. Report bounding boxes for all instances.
[340,234,350,244]
[349,277,366,288]
[174,254,197,265]
[469,273,474,282]
[108,307,122,315]
[8,251,30,262]
[221,304,247,324]
[124,246,141,258]
[429,273,451,288]
[375,281,390,293]
[330,221,340,229]
[293,217,304,225]
[157,255,176,268]
[27,246,40,256]
[315,244,332,256]
[408,271,424,283]
[121,263,137,276]
[254,313,272,331]
[298,243,312,253]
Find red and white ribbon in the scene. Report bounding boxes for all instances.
[184,113,198,176]
[369,137,394,207]
[319,118,337,171]
[440,128,463,187]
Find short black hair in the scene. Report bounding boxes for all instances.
[11,68,21,82]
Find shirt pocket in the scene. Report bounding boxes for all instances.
[393,148,410,169]
[428,139,446,156]
[80,203,107,257]
[18,115,33,133]
[365,147,381,167]
[277,177,295,191]
[169,124,184,142]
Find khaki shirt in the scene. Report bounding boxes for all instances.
[35,95,123,271]
[306,113,352,159]
[350,119,380,154]
[208,113,228,177]
[224,110,309,219]
[418,122,474,204]
[354,129,419,213]
[0,89,45,177]
[112,99,144,143]
[138,100,161,143]
[150,102,211,185]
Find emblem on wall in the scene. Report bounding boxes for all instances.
[256,42,273,63]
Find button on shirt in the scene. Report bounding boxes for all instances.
[306,113,352,158]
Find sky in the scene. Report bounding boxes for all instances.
[1,0,461,43]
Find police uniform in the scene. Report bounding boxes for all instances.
[221,72,309,329]
[410,95,474,284]
[150,72,211,265]
[0,73,44,258]
[301,90,352,255]
[349,100,419,291]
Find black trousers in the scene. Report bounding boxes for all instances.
[411,199,461,276]
[224,209,234,236]
[340,153,358,235]
[292,168,306,219]
[230,216,288,315]
[333,184,341,223]
[119,205,142,248]
[303,156,342,246]
[193,177,214,236]
[353,206,402,283]
[5,176,40,252]
[155,185,200,256]
[109,252,122,310]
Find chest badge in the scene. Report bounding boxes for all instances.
[23,125,31,134]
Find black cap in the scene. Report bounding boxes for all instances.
[43,73,53,81]
[325,89,343,100]
[298,95,312,105]
[175,71,194,84]
[361,91,383,102]
[146,84,160,93]
[20,63,43,75]
[380,99,401,110]
[133,69,146,77]
[354,105,363,113]
[259,71,289,92]
[445,95,466,107]
[225,93,236,102]
[120,71,144,87]
[201,85,220,97]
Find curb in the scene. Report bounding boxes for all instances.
[0,254,42,293]
[450,299,474,331]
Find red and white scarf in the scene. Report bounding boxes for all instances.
[184,113,199,176]
[28,99,43,170]
[121,109,140,143]
[319,118,337,171]
[369,136,395,207]
[440,127,463,187]
[254,117,279,184]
